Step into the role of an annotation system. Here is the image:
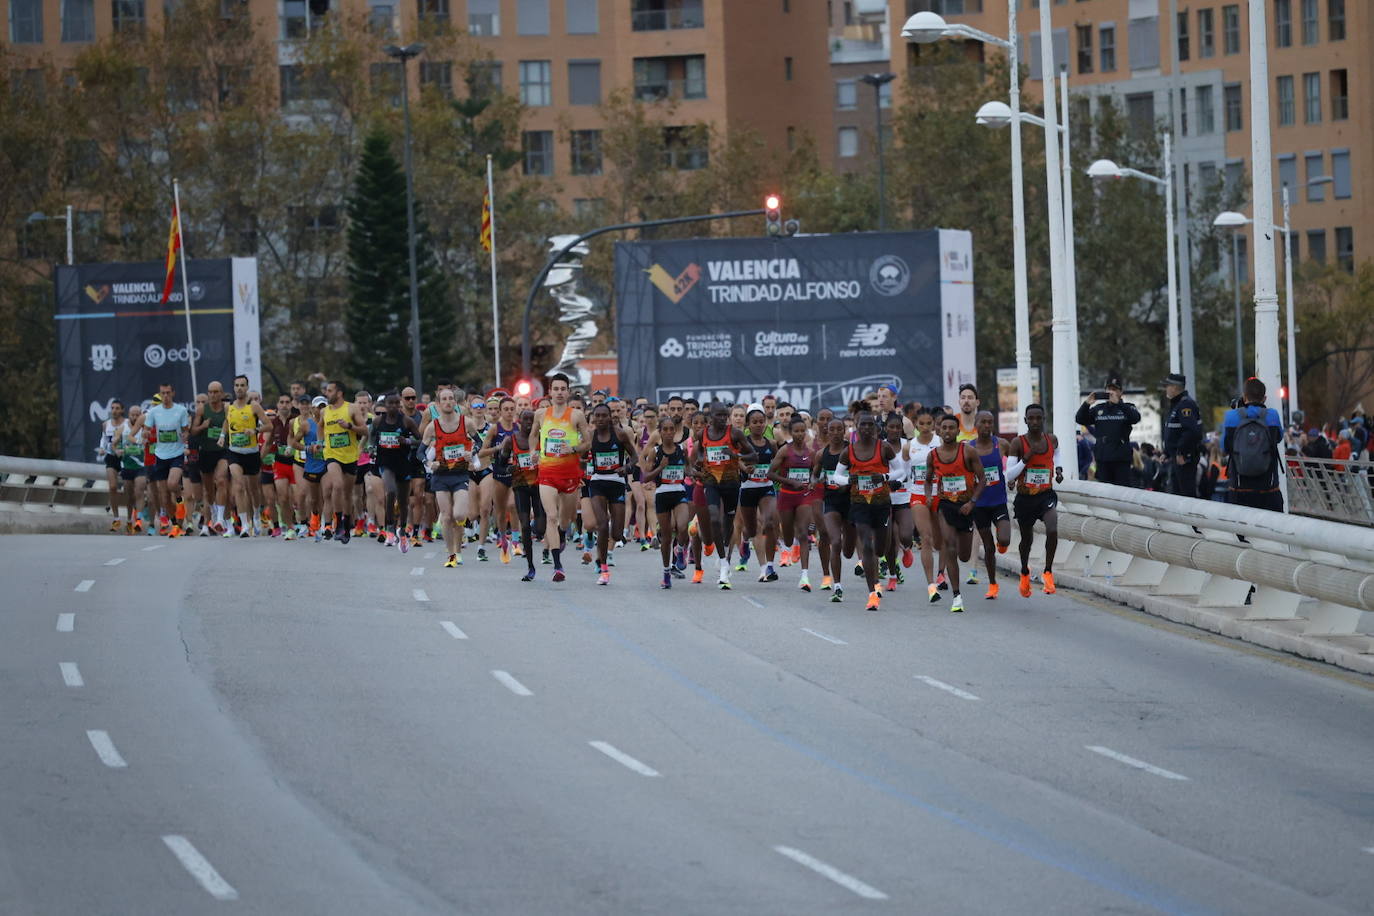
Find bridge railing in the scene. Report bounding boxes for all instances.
[0,456,111,514]
[1283,454,1374,528]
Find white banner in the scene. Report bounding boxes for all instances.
[938,229,976,409]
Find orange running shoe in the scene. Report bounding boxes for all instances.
[174,500,187,521]
[691,569,704,584]
[865,590,881,610]
[996,543,1008,554]
[820,575,834,590]
[704,542,715,557]
[1018,574,1032,597]
[169,525,182,538]
[1042,571,1056,594]
[985,583,1000,600]
[791,544,802,564]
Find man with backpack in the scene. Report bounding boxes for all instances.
[1222,377,1285,512]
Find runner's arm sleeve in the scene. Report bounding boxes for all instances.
[1004,458,1025,483]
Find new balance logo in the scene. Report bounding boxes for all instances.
[848,323,889,347]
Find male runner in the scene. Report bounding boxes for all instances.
[970,410,1012,598]
[586,403,638,585]
[1005,404,1064,597]
[835,411,897,610]
[224,375,269,537]
[373,392,422,549]
[955,383,980,442]
[924,414,987,613]
[191,381,230,533]
[267,394,298,539]
[320,380,367,544]
[138,381,190,536]
[499,408,542,581]
[689,402,757,589]
[99,399,125,529]
[532,373,591,582]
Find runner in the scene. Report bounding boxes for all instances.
[499,408,543,581]
[532,373,591,582]
[138,381,190,537]
[476,396,518,564]
[99,400,125,529]
[737,407,778,581]
[372,391,423,550]
[970,410,1012,599]
[908,408,945,603]
[267,394,297,539]
[815,419,855,602]
[880,414,915,593]
[190,381,229,534]
[955,384,980,442]
[287,396,326,538]
[768,415,817,590]
[421,387,475,567]
[225,375,268,537]
[641,415,692,590]
[114,405,147,534]
[689,403,757,590]
[320,380,367,544]
[586,403,638,585]
[352,390,382,540]
[835,411,897,610]
[923,414,987,613]
[1005,403,1064,598]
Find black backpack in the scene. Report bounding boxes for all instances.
[1231,414,1273,479]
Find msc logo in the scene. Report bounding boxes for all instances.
[84,284,111,304]
[89,344,115,372]
[659,337,685,358]
[144,343,201,368]
[868,255,910,297]
[848,323,890,347]
[645,263,702,304]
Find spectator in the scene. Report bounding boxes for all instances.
[1332,429,1353,471]
[1138,443,1162,490]
[1161,373,1203,497]
[1074,375,1142,486]
[1302,427,1332,460]
[1221,376,1284,512]
[1076,430,1094,479]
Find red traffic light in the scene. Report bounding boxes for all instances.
[764,194,781,211]
[514,379,533,397]
[1278,386,1288,400]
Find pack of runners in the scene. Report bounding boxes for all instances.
[96,376,1064,612]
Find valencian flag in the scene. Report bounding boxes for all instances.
[158,200,182,305]
[480,187,493,253]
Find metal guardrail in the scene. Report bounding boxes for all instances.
[1053,479,1374,648]
[0,455,111,514]
[1284,455,1374,527]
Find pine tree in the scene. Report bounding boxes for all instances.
[346,127,467,392]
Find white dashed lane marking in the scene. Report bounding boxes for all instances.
[801,628,847,646]
[56,614,75,632]
[492,670,533,696]
[162,836,239,901]
[59,663,84,687]
[1086,745,1189,781]
[914,675,981,701]
[104,558,126,566]
[772,845,888,900]
[74,580,94,593]
[86,730,127,768]
[589,741,661,777]
[413,589,430,602]
[440,621,468,640]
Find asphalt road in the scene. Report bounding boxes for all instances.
[2,531,1372,915]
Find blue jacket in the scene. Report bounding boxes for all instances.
[1222,403,1283,492]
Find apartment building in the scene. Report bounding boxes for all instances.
[885,0,1368,272]
[829,0,893,171]
[3,0,833,206]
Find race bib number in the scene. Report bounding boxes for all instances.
[855,474,881,495]
[442,444,467,464]
[207,426,222,441]
[378,431,400,449]
[229,432,252,448]
[749,466,771,483]
[984,466,1001,484]
[328,432,350,449]
[544,440,568,457]
[595,452,619,470]
[661,466,685,483]
[706,445,729,464]
[824,469,838,486]
[1026,468,1051,487]
[263,452,275,468]
[787,467,810,484]
[157,429,177,443]
[516,452,536,469]
[911,463,926,482]
[941,475,968,495]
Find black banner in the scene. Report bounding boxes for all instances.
[55,258,259,461]
[614,230,974,413]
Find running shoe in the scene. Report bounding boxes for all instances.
[878,558,890,578]
[444,554,457,568]
[853,562,864,577]
[865,590,881,611]
[322,527,333,541]
[791,544,802,564]
[283,528,297,541]
[985,583,999,600]
[820,575,833,591]
[704,541,715,557]
[901,547,914,568]
[239,528,250,539]
[541,549,552,566]
[668,565,685,579]
[552,568,566,583]
[830,585,843,603]
[927,583,941,603]
[798,571,811,592]
[885,576,897,592]
[597,565,610,586]
[169,525,182,538]
[661,570,672,589]
[1018,573,1032,597]
[110,519,121,532]
[339,526,351,545]
[936,571,948,591]
[718,570,731,590]
[761,567,779,583]
[499,537,511,565]
[477,547,488,562]
[398,531,409,554]
[778,551,793,568]
[125,523,136,536]
[997,542,1009,554]
[966,568,978,586]
[691,569,703,584]
[673,547,686,571]
[521,568,536,582]
[581,550,593,566]
[951,593,965,613]
[199,524,210,537]
[641,540,652,552]
[734,560,747,572]
[513,542,525,557]
[1042,571,1056,594]
[314,527,322,543]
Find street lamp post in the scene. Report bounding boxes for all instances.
[27,206,73,265]
[904,7,1033,433]
[859,72,896,231]
[1086,132,1181,374]
[384,42,425,394]
[1247,0,1281,410]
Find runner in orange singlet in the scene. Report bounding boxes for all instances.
[923,414,986,613]
[532,373,590,581]
[1005,403,1064,598]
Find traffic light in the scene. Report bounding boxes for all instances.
[514,379,533,398]
[765,194,782,236]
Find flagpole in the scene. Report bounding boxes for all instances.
[486,154,501,386]
[173,179,198,396]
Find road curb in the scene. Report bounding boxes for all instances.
[0,508,109,536]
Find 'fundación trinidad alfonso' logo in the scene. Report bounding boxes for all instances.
[868,255,910,297]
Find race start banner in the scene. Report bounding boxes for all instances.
[55,257,260,461]
[614,230,974,413]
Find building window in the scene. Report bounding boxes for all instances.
[1196,84,1215,133]
[1274,0,1291,47]
[61,0,94,41]
[370,62,402,107]
[280,65,328,105]
[836,79,857,109]
[1278,154,1297,194]
[517,0,548,34]
[522,130,553,175]
[367,2,396,35]
[1331,149,1350,199]
[837,126,858,158]
[1306,230,1326,263]
[1276,75,1295,126]
[1300,0,1317,44]
[9,0,43,41]
[568,60,600,105]
[1128,16,1160,70]
[1330,69,1347,120]
[468,61,501,96]
[420,61,452,98]
[1178,87,1188,135]
[1235,235,1249,286]
[519,60,551,106]
[1221,5,1239,53]
[1126,92,1155,140]
[1076,24,1093,73]
[468,0,499,34]
[1305,151,1325,200]
[630,0,703,31]
[633,55,705,101]
[565,0,597,33]
[787,125,795,150]
[784,57,793,80]
[573,198,603,219]
[217,65,250,105]
[1302,72,1320,123]
[418,0,449,26]
[1224,83,1242,131]
[1099,24,1116,71]
[290,205,340,250]
[570,129,602,175]
[1176,10,1189,60]
[1198,8,1214,58]
[662,126,707,170]
[1329,0,1344,40]
[112,0,144,33]
[1335,227,1353,272]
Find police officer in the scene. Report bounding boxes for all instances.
[1160,372,1203,498]
[1074,375,1141,486]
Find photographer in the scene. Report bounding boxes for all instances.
[1074,376,1141,486]
[1221,377,1284,512]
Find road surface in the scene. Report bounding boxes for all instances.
[2,533,1372,914]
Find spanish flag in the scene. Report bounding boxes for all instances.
[158,201,181,305]
[480,187,492,253]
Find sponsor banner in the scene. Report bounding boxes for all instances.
[615,231,974,413]
[55,258,260,461]
[996,366,1044,435]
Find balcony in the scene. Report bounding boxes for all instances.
[633,77,706,102]
[631,0,703,32]
[633,54,705,102]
